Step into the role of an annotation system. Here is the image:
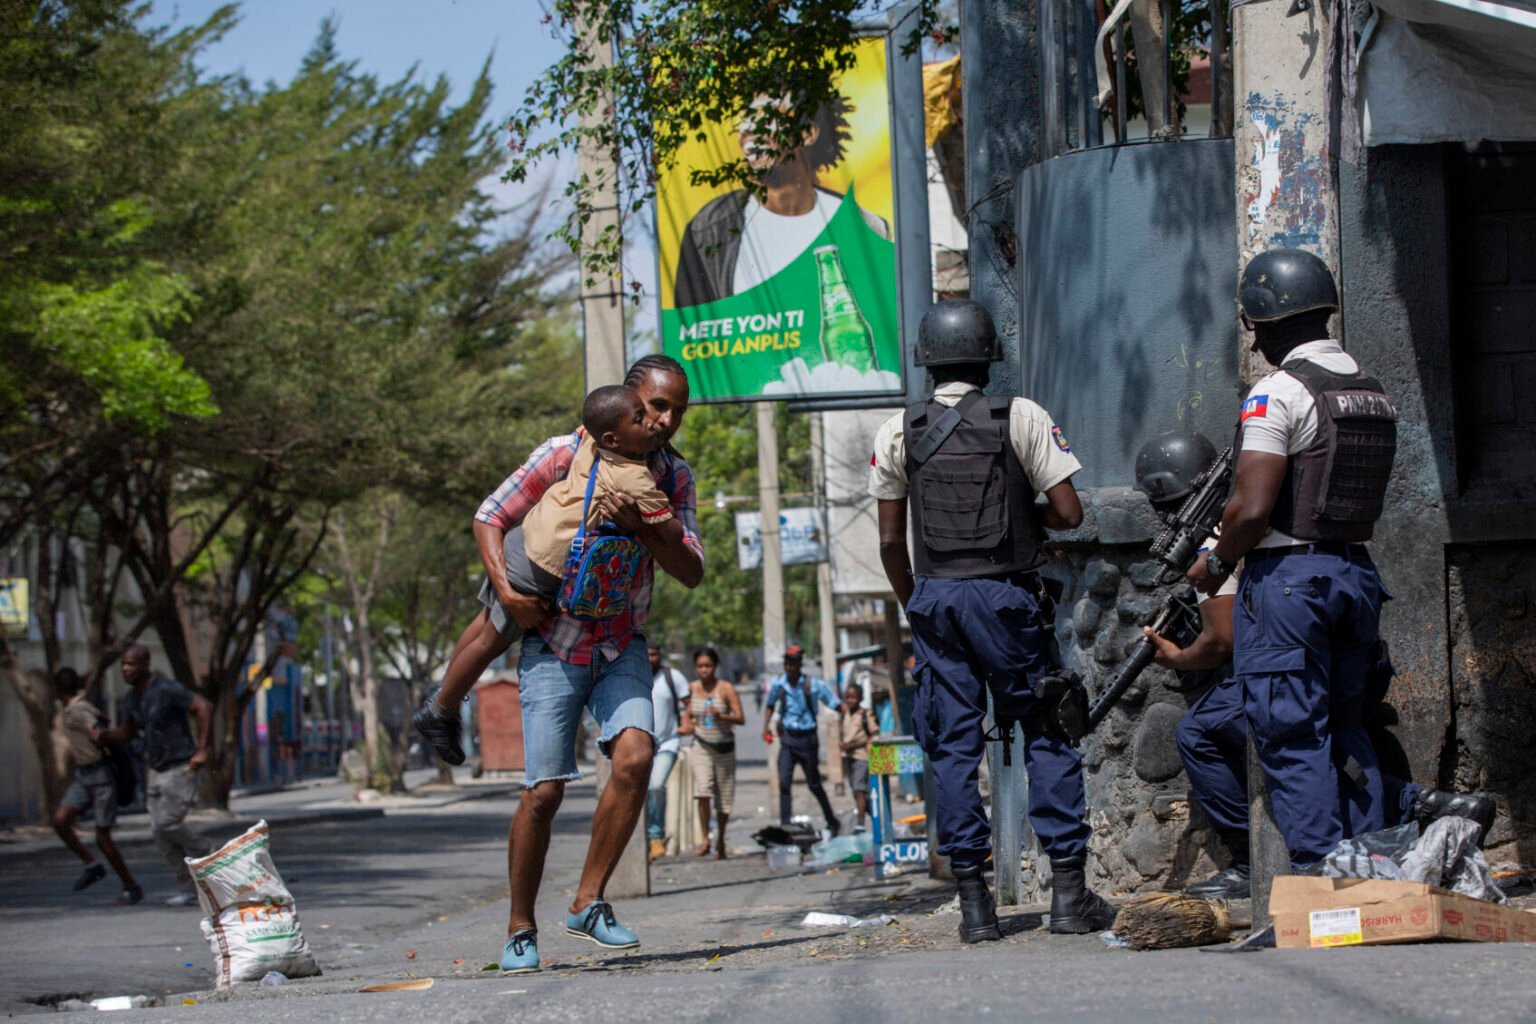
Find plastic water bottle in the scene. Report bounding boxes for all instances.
[703,697,715,730]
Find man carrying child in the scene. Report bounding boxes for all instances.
[416,356,704,974]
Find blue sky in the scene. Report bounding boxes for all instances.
[148,0,658,336]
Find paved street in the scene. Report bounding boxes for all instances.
[2,752,1534,1023]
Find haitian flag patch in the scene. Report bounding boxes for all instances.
[1241,394,1270,422]
[1051,425,1071,452]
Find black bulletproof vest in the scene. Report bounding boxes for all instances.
[1260,359,1398,542]
[904,392,1043,577]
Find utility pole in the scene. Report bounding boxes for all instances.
[576,11,646,897]
[1232,0,1339,929]
[809,413,839,688]
[757,402,786,675]
[578,13,626,390]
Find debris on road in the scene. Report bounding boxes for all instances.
[800,912,898,929]
[1112,893,1235,950]
[360,978,434,992]
[1322,819,1505,903]
[1271,876,1536,948]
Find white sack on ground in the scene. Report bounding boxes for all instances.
[186,819,322,987]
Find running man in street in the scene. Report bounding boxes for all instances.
[93,645,213,906]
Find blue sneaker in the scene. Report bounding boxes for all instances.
[499,930,539,974]
[565,900,639,950]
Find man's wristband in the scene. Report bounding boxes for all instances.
[1205,550,1234,579]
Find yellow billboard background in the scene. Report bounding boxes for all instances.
[656,36,893,311]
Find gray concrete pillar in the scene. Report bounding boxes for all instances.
[1231,0,1342,922]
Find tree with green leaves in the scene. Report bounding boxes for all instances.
[0,0,230,807]
[2,2,582,812]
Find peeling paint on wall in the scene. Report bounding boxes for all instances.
[1243,92,1329,258]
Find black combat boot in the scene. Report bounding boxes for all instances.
[1412,789,1496,845]
[1185,830,1251,900]
[952,864,1002,943]
[1048,855,1117,934]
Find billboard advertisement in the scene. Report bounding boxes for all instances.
[734,508,828,570]
[657,36,904,403]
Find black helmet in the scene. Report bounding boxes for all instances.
[914,299,1001,366]
[1238,248,1338,323]
[1135,431,1218,506]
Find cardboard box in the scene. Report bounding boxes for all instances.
[1271,876,1536,948]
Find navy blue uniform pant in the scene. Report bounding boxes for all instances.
[1176,674,1249,834]
[907,575,1090,871]
[778,728,836,826]
[1177,669,1421,840]
[1234,547,1388,868]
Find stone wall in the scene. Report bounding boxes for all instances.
[1020,487,1227,898]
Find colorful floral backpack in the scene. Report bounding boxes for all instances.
[557,451,648,621]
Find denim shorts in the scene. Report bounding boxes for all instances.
[517,634,655,788]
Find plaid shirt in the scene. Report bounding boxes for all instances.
[476,430,704,665]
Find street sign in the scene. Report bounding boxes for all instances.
[0,578,29,636]
[735,507,828,569]
[869,738,925,776]
[879,840,929,866]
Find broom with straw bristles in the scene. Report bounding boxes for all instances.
[1111,892,1236,950]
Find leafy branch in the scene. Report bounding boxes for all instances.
[503,0,953,281]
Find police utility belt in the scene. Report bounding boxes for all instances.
[1245,542,1370,563]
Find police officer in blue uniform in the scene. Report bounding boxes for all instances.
[1133,431,1251,899]
[1147,430,1496,884]
[1187,249,1399,870]
[870,299,1116,943]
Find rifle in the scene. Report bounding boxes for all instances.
[1085,587,1202,730]
[1080,445,1234,732]
[1147,445,1235,584]
[1034,446,1234,742]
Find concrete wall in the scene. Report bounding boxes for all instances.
[983,140,1241,896]
[1016,140,1240,487]
[1341,144,1536,866]
[959,0,1040,405]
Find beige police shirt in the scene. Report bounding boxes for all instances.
[1237,339,1360,549]
[867,381,1082,500]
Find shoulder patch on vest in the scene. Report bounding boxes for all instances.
[1051,425,1071,452]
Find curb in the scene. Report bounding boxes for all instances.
[0,806,385,866]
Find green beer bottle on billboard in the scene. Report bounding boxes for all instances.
[814,244,877,372]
